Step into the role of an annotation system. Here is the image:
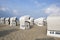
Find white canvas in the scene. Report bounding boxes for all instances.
[0,18,1,24]
[34,17,45,26]
[0,17,5,24]
[30,17,34,26]
[47,15,60,37]
[5,17,10,25]
[19,15,34,30]
[10,17,17,26]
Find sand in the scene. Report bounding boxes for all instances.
[0,24,60,40]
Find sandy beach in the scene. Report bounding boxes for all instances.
[0,24,60,40]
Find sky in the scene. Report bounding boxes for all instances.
[0,0,60,18]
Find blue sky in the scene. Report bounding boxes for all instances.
[0,0,60,18]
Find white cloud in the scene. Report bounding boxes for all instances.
[12,9,19,15]
[33,1,46,8]
[13,10,17,13]
[0,7,9,11]
[44,4,60,15]
[0,6,19,16]
[34,1,41,7]
[0,7,6,11]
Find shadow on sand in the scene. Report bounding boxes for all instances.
[0,29,19,37]
[35,38,55,40]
